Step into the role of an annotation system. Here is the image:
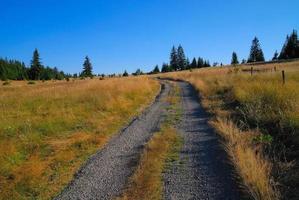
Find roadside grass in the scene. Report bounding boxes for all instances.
[118,82,182,200]
[159,60,299,200]
[0,77,159,200]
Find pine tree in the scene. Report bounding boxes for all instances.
[279,30,299,59]
[81,56,93,77]
[170,46,178,71]
[272,50,279,60]
[152,65,160,74]
[177,45,187,70]
[123,70,129,77]
[197,57,204,68]
[231,52,239,65]
[247,37,265,63]
[161,63,171,73]
[29,49,42,80]
[190,58,197,68]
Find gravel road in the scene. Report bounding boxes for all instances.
[54,82,170,200]
[163,81,241,200]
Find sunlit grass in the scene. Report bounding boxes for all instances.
[0,77,159,200]
[159,60,299,199]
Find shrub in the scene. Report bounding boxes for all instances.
[27,81,35,85]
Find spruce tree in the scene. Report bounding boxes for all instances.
[190,58,197,68]
[81,56,93,77]
[29,49,42,80]
[197,57,204,68]
[170,46,178,71]
[123,70,129,77]
[279,30,299,59]
[177,45,187,70]
[231,52,239,65]
[247,37,265,63]
[152,65,160,74]
[161,63,171,73]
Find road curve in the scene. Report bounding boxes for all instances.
[163,81,241,200]
[54,81,170,200]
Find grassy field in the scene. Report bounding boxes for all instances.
[160,61,299,200]
[0,77,159,200]
[118,82,182,200]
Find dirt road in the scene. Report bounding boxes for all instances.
[54,81,241,200]
[163,81,241,200]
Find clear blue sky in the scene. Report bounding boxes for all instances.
[0,0,298,74]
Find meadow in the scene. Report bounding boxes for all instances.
[0,77,159,200]
[160,61,299,200]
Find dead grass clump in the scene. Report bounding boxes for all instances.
[212,118,279,200]
[118,127,180,200]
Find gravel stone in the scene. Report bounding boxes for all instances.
[54,82,171,200]
[163,81,241,200]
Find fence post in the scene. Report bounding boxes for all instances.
[282,70,285,85]
[251,67,253,76]
[274,66,276,72]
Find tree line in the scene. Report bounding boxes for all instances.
[0,49,68,81]
[231,29,299,65]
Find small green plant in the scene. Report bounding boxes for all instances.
[27,81,36,85]
[253,134,273,144]
[66,77,70,82]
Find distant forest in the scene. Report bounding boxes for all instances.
[0,49,69,81]
[1,30,299,80]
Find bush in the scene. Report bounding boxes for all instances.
[27,81,35,85]
[2,81,10,86]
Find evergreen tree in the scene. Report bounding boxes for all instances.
[231,52,239,65]
[247,37,265,63]
[241,59,246,64]
[190,58,197,68]
[272,50,279,60]
[29,49,42,80]
[279,30,299,59]
[123,70,129,77]
[81,56,93,77]
[177,45,187,70]
[152,65,160,74]
[132,68,143,76]
[170,46,178,71]
[197,57,204,68]
[161,63,171,73]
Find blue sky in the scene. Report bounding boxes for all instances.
[0,0,298,74]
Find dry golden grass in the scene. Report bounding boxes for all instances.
[118,82,182,200]
[0,77,159,200]
[118,127,180,200]
[211,118,278,200]
[158,60,299,199]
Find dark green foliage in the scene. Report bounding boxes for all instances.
[190,58,197,69]
[231,52,239,65]
[241,59,246,64]
[197,57,204,68]
[170,46,178,71]
[1,49,67,81]
[247,37,265,63]
[81,56,93,78]
[152,65,160,74]
[161,63,172,73]
[0,59,28,80]
[123,70,129,77]
[177,45,187,70]
[279,30,299,60]
[132,69,143,76]
[29,49,42,80]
